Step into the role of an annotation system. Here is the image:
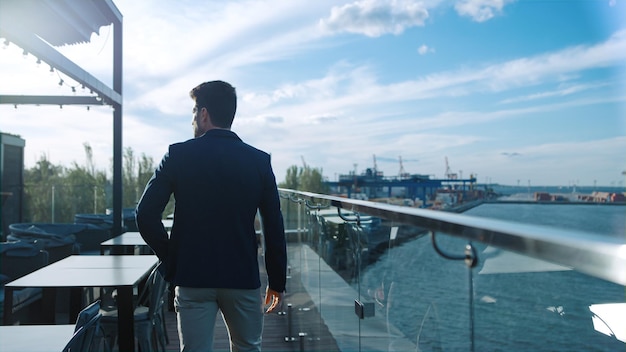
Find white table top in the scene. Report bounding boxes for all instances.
[6,255,158,288]
[100,232,147,246]
[162,219,173,229]
[0,324,75,352]
[3,255,157,352]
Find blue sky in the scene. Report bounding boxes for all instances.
[1,0,625,187]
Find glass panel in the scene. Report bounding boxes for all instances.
[278,193,625,351]
[314,206,361,350]
[358,222,473,351]
[473,247,625,351]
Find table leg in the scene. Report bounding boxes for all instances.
[3,287,14,325]
[68,287,83,323]
[41,288,56,323]
[117,286,135,352]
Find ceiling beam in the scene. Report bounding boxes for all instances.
[0,95,106,106]
[0,28,121,106]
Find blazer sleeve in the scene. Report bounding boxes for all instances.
[136,149,174,262]
[259,157,287,292]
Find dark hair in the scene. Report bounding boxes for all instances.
[189,80,237,128]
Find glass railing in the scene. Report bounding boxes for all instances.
[275,189,626,351]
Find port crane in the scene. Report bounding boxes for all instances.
[445,156,458,179]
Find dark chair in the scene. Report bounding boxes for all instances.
[100,267,168,351]
[0,240,49,278]
[63,300,102,352]
[0,240,49,322]
[7,223,76,262]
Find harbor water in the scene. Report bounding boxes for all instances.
[358,202,626,351]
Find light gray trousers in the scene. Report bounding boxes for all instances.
[175,286,264,352]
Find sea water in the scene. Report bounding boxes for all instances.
[358,202,626,351]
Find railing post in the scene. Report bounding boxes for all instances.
[284,303,296,342]
[297,198,302,242]
[299,332,307,351]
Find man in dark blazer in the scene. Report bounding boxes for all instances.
[136,80,287,351]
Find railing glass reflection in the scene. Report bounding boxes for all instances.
[276,189,625,351]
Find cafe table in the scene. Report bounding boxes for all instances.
[100,231,151,255]
[162,219,173,231]
[0,324,76,351]
[3,255,158,352]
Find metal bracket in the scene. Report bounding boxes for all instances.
[304,200,326,210]
[430,231,478,268]
[337,208,361,226]
[289,194,304,204]
[354,299,375,319]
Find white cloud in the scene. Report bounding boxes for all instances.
[319,0,430,37]
[226,28,626,152]
[418,44,435,55]
[499,82,612,104]
[282,28,624,113]
[2,1,623,187]
[441,136,626,186]
[454,0,509,23]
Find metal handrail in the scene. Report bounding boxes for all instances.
[278,188,626,286]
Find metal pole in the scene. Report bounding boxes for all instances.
[287,303,293,339]
[51,185,55,223]
[284,303,296,342]
[299,332,307,351]
[112,13,123,237]
[297,200,302,242]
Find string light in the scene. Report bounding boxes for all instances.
[9,48,112,110]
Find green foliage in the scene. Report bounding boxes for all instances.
[278,164,328,193]
[22,144,172,223]
[281,165,300,190]
[22,147,334,225]
[23,154,110,223]
[277,164,327,230]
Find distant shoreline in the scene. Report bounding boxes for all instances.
[485,200,626,206]
[444,198,626,214]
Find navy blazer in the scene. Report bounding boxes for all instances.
[136,129,287,292]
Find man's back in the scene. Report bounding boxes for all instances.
[166,129,281,288]
[136,80,286,351]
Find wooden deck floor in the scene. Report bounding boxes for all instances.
[163,254,340,352]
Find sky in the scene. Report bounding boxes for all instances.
[1,0,625,187]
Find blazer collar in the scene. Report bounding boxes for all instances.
[200,128,241,141]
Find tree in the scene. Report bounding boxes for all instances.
[22,144,112,223]
[126,150,175,218]
[279,164,328,194]
[23,154,63,222]
[19,145,177,225]
[123,147,139,208]
[300,166,327,194]
[281,165,300,190]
